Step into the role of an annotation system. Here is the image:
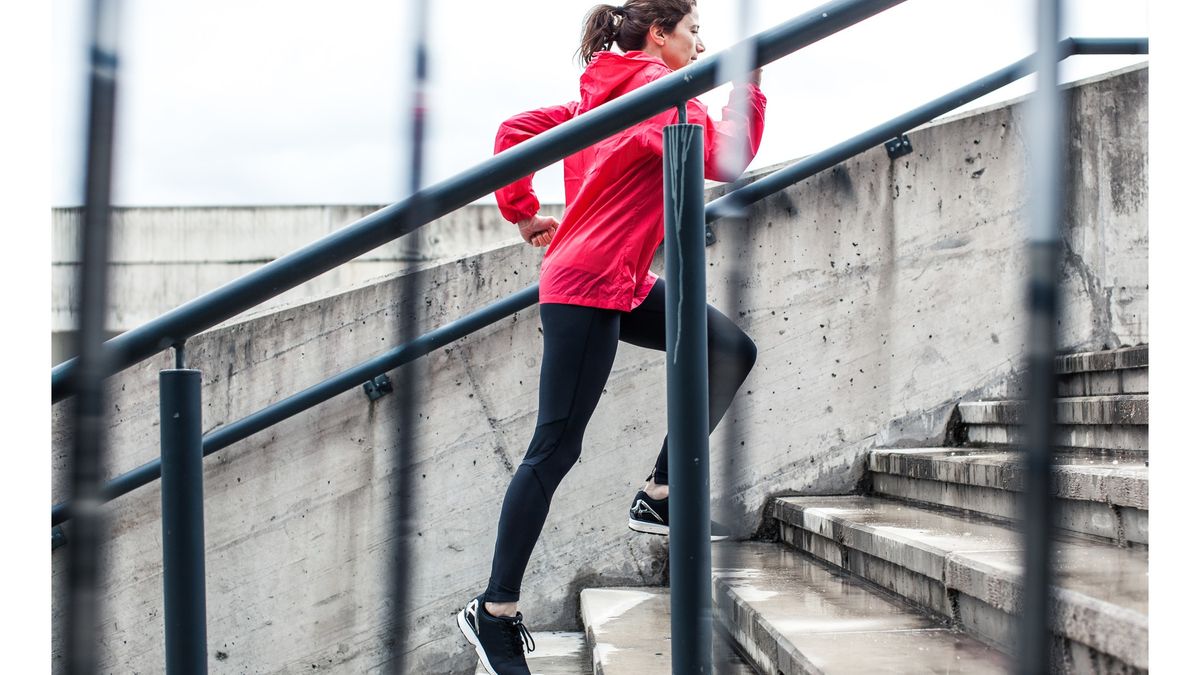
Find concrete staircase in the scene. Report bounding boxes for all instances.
[562,345,1147,674]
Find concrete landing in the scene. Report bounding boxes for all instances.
[712,541,1010,674]
[773,496,1148,671]
[473,631,587,674]
[578,587,754,674]
[869,448,1148,544]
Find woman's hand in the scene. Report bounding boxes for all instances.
[518,214,559,248]
[735,68,763,87]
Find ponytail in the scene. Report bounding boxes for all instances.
[577,5,625,67]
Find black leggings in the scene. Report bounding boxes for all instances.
[482,278,757,603]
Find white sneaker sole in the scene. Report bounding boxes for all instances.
[456,604,499,675]
[628,517,729,541]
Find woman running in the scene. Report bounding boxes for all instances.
[458,2,765,672]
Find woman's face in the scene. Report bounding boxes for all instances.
[657,8,705,70]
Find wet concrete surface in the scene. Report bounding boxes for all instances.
[713,541,1010,674]
[579,587,755,674]
[774,495,1148,669]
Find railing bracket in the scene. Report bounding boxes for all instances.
[885,134,913,159]
[52,525,67,550]
[705,225,716,247]
[363,374,394,402]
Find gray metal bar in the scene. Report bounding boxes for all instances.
[50,0,908,403]
[51,285,540,528]
[663,121,712,673]
[64,1,121,672]
[160,369,208,674]
[1018,0,1063,672]
[705,38,1148,222]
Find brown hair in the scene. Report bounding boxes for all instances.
[577,1,698,67]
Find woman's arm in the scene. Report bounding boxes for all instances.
[638,75,767,183]
[494,102,579,224]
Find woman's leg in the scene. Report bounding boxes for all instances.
[482,302,621,607]
[618,279,758,488]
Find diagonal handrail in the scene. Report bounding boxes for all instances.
[49,36,1147,530]
[50,0,908,403]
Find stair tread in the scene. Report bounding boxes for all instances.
[713,541,1011,673]
[579,587,754,674]
[774,495,1147,618]
[1055,345,1147,374]
[959,395,1148,426]
[869,447,1148,508]
[473,631,587,674]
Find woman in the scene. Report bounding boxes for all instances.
[458,2,765,672]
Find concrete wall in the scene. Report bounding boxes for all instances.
[50,203,562,364]
[50,64,1147,672]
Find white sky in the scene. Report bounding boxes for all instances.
[51,0,1148,207]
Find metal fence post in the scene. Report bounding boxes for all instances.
[160,368,208,674]
[663,108,713,673]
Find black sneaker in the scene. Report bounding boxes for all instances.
[627,490,730,541]
[456,595,536,675]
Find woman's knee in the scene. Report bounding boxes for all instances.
[712,327,757,374]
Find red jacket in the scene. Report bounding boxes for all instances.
[494,50,767,311]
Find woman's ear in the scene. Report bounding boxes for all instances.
[649,23,667,47]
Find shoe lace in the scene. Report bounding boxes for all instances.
[505,615,536,657]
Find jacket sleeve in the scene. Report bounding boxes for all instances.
[640,82,767,183]
[493,102,579,223]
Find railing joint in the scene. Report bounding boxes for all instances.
[363,373,394,402]
[885,134,914,159]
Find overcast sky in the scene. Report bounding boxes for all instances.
[51,0,1148,208]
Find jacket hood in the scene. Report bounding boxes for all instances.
[579,50,668,112]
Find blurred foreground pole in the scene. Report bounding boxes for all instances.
[714,0,758,659]
[389,0,429,671]
[1018,0,1063,672]
[664,112,712,673]
[65,0,121,672]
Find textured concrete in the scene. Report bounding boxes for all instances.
[578,588,754,674]
[1055,345,1147,374]
[963,423,1147,453]
[49,65,1148,673]
[712,541,1009,674]
[473,632,587,675]
[869,448,1148,508]
[50,203,562,363]
[958,396,1148,427]
[772,496,1148,670]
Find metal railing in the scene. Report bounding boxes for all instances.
[50,0,909,404]
[51,0,1147,669]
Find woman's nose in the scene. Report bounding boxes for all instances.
[697,39,706,53]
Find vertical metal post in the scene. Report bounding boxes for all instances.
[664,113,713,673]
[64,1,121,672]
[1019,0,1063,672]
[160,368,208,674]
[389,0,429,671]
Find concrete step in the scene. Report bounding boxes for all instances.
[473,631,588,674]
[579,587,755,674]
[712,540,1010,674]
[1055,345,1148,397]
[773,496,1147,673]
[869,448,1148,546]
[959,395,1148,452]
